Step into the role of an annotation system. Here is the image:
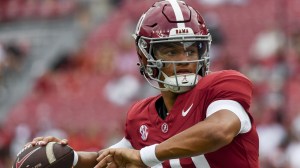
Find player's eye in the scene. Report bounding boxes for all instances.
[156,48,179,58]
[165,49,179,56]
[186,50,195,56]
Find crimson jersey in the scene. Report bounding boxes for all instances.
[125,70,259,168]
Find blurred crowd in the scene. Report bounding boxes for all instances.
[1,0,300,168]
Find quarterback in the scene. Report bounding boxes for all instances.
[30,0,259,168]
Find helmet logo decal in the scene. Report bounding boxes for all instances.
[176,29,188,34]
[170,27,194,36]
[182,75,188,84]
[139,125,149,141]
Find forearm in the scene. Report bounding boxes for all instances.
[74,151,99,168]
[156,110,239,161]
[156,123,224,160]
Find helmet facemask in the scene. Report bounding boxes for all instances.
[137,34,211,93]
[133,0,212,93]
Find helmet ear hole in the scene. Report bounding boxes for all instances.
[145,66,159,79]
[137,62,145,76]
[137,59,159,79]
[198,57,210,76]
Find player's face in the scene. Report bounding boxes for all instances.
[153,42,199,77]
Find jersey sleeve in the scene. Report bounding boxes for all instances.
[109,137,133,149]
[206,70,253,112]
[207,100,252,134]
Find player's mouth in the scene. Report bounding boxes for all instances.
[176,69,192,74]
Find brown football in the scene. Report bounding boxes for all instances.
[12,142,74,168]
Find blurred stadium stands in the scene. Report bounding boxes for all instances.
[1,0,300,167]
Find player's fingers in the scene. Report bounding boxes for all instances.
[24,142,33,148]
[31,137,44,146]
[96,149,111,162]
[59,138,68,145]
[32,136,44,142]
[95,153,114,168]
[43,136,68,145]
[31,136,66,146]
[42,136,68,145]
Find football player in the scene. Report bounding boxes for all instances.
[30,0,259,167]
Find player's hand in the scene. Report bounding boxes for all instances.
[27,136,68,147]
[95,148,147,168]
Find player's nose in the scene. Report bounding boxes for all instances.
[176,52,190,65]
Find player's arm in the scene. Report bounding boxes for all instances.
[154,100,251,162]
[96,100,251,168]
[75,137,133,168]
[156,109,240,160]
[95,110,241,168]
[74,151,99,168]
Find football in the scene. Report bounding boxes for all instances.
[12,142,74,168]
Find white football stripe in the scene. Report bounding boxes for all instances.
[152,163,163,168]
[46,142,56,164]
[170,159,182,168]
[191,155,211,168]
[167,0,185,28]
